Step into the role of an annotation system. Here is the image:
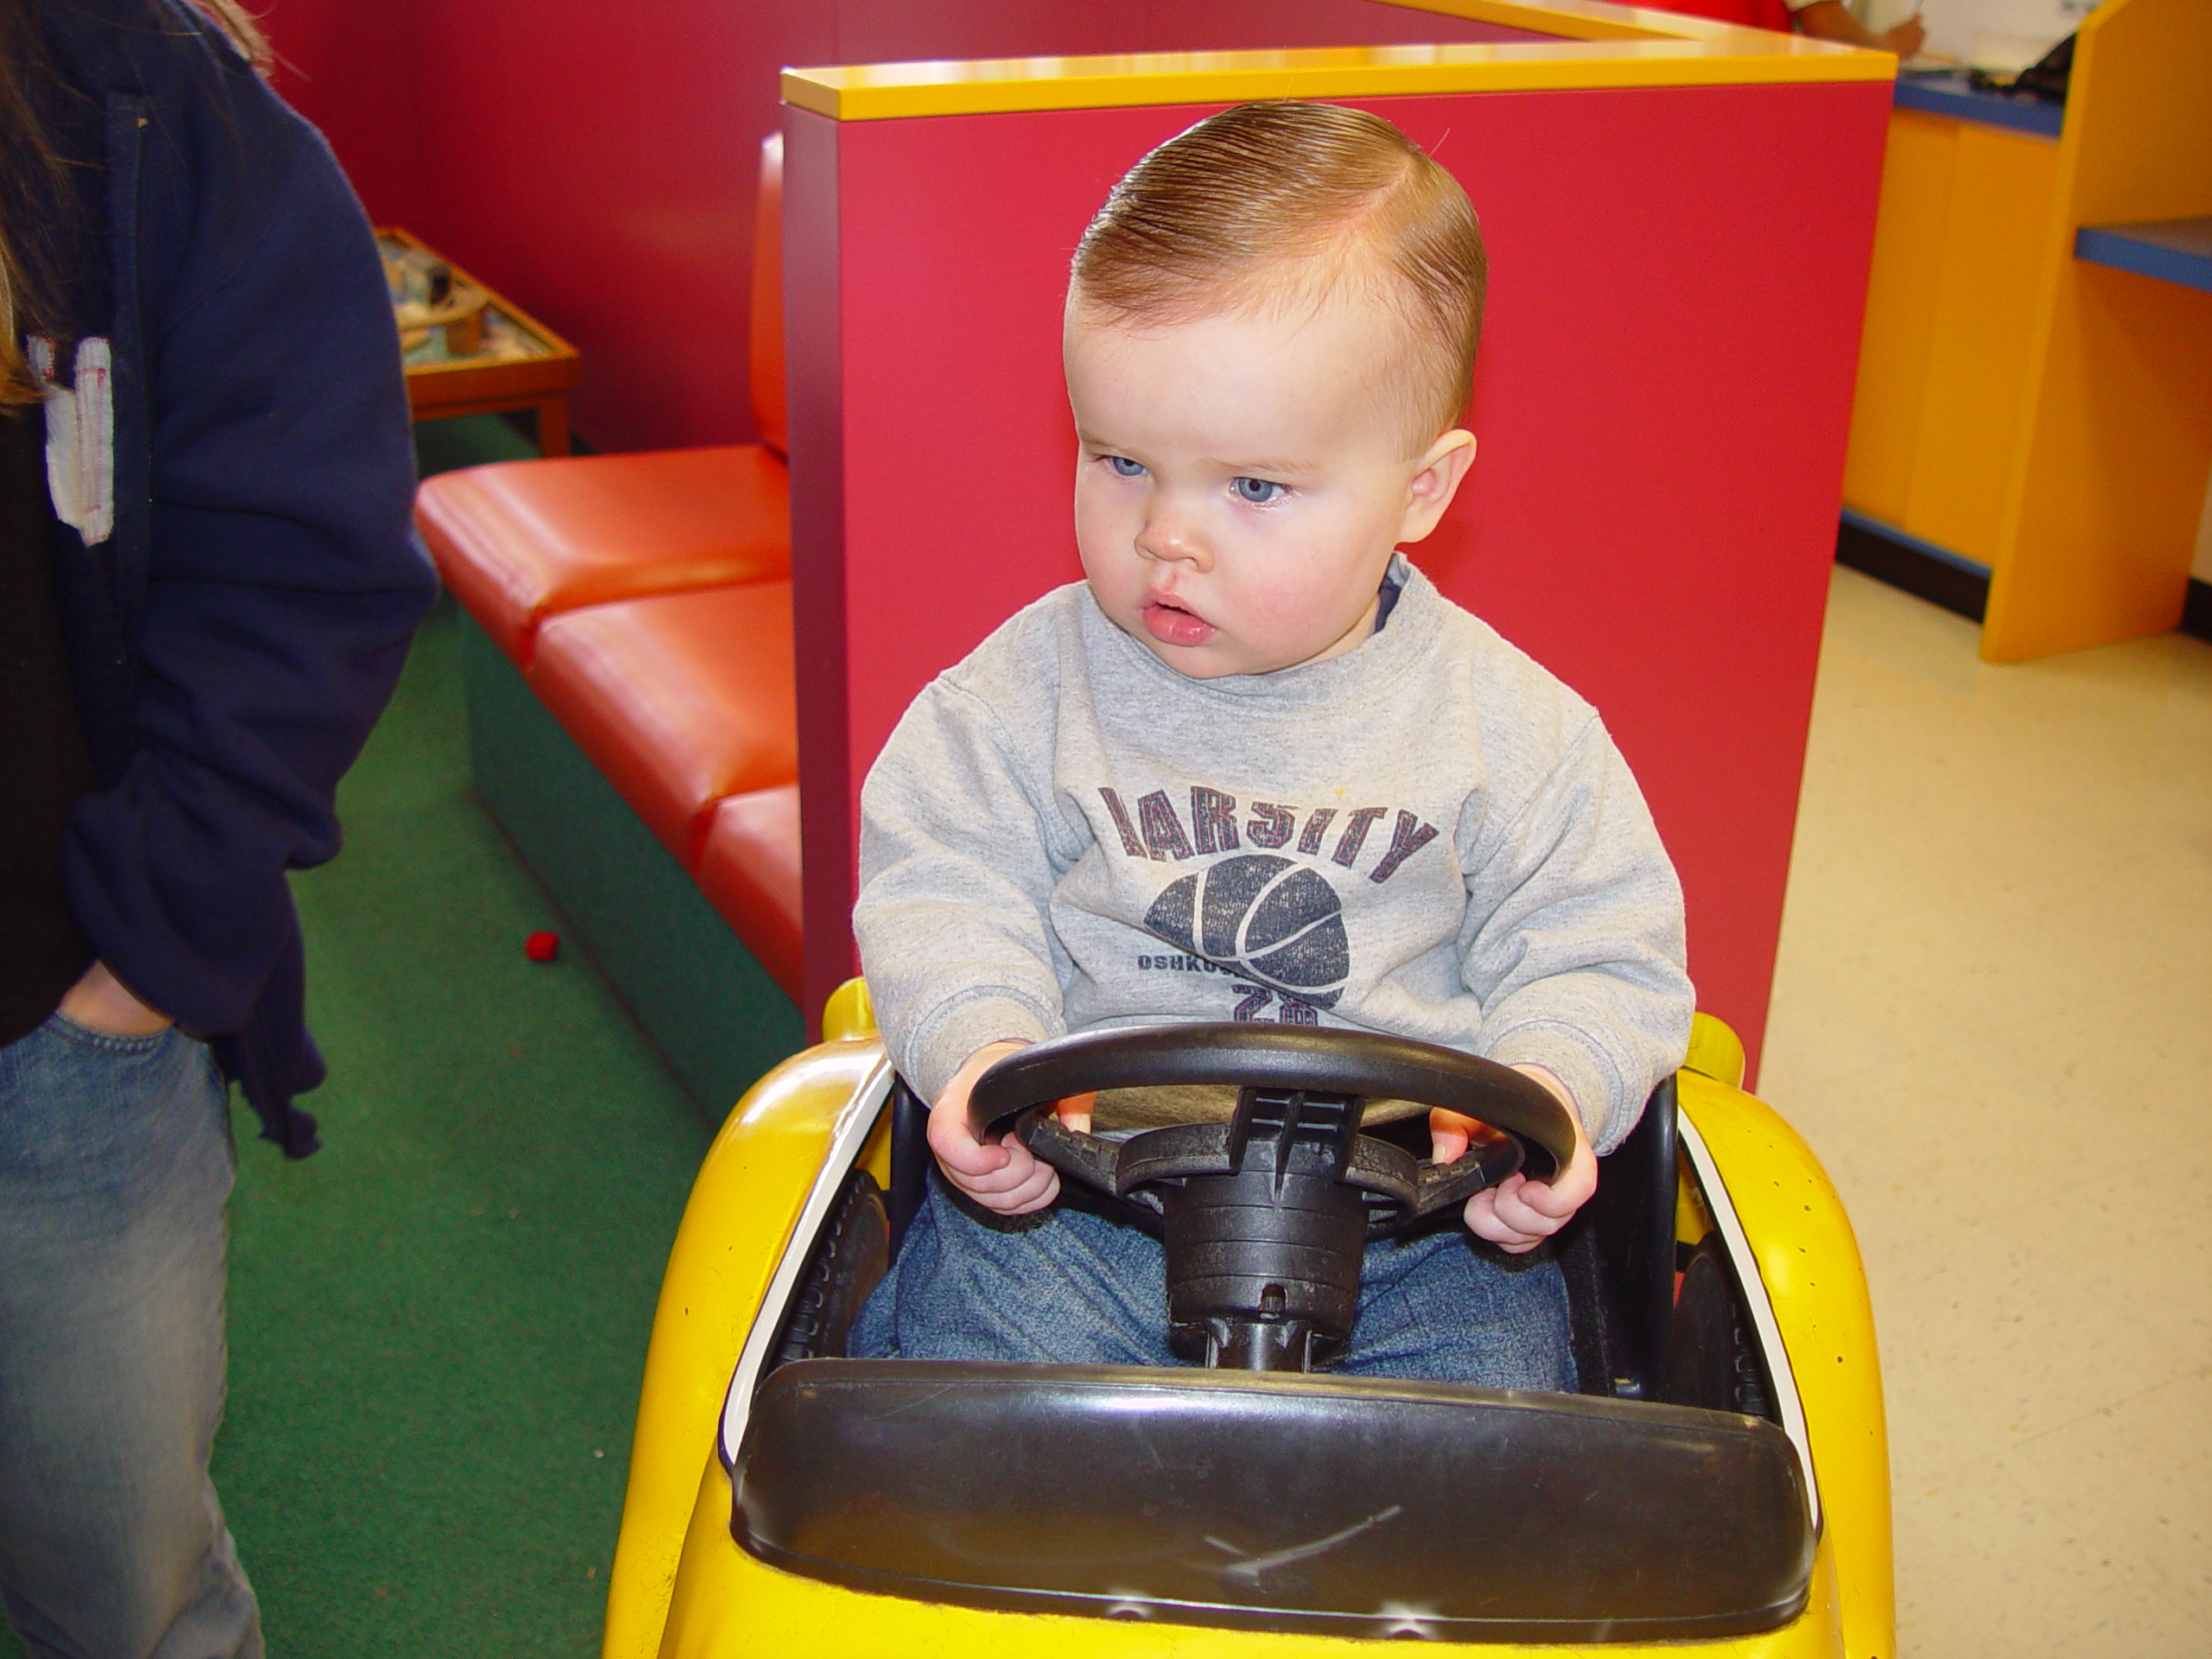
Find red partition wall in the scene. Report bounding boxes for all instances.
[267,0,1538,453]
[790,79,1891,1079]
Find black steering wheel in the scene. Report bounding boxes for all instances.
[966,1024,1579,1371]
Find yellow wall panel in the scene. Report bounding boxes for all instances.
[1984,264,2212,658]
[1842,112,1958,526]
[1982,0,2212,659]
[1898,125,2057,567]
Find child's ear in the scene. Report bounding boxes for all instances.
[1398,429,1478,544]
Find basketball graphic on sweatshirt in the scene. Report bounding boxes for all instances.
[1142,854,1349,1010]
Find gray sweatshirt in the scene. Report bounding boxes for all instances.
[854,557,1694,1153]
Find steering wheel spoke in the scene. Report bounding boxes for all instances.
[1409,1122,1525,1218]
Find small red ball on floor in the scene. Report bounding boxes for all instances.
[524,930,560,963]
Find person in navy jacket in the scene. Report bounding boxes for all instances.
[0,0,435,1648]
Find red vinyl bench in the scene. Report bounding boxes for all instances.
[525,582,797,869]
[416,444,790,669]
[416,136,804,1014]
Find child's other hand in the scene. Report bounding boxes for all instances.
[926,1041,1061,1215]
[1430,1065,1597,1255]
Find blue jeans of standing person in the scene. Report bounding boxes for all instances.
[853,1173,1575,1388]
[0,1014,262,1659]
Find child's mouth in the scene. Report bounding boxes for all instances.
[1141,597,1217,647]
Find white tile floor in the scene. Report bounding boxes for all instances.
[1760,567,2212,1657]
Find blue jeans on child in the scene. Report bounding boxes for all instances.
[0,1013,262,1659]
[853,1173,1574,1388]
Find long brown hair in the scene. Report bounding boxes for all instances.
[2,0,270,407]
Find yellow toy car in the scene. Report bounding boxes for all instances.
[605,984,1890,1658]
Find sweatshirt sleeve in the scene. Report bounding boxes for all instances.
[1461,718,1694,1153]
[855,677,1070,1104]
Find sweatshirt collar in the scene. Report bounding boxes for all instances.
[1079,552,1442,711]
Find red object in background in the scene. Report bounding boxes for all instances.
[790,80,1890,1082]
[266,0,1543,455]
[1642,0,1799,30]
[525,931,560,963]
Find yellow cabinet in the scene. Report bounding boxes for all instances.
[1840,0,2212,661]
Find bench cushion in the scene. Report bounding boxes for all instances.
[527,583,796,866]
[416,446,790,666]
[697,785,802,1001]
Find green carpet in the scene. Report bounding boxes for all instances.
[1,418,717,1656]
[218,590,712,1650]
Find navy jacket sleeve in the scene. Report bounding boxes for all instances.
[60,11,435,1063]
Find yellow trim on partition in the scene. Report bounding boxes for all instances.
[782,0,1891,122]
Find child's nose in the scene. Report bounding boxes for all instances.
[1136,508,1211,570]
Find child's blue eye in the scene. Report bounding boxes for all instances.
[1232,476,1284,505]
[1105,455,1146,477]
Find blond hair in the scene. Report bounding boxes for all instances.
[190,1,272,69]
[1071,101,1486,447]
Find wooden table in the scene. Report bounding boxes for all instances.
[380,227,581,455]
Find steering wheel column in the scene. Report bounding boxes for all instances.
[1158,1087,1369,1369]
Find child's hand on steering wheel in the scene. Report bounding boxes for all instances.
[928,1040,1062,1215]
[1430,1064,1597,1255]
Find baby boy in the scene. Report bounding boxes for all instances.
[849,100,1694,1386]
